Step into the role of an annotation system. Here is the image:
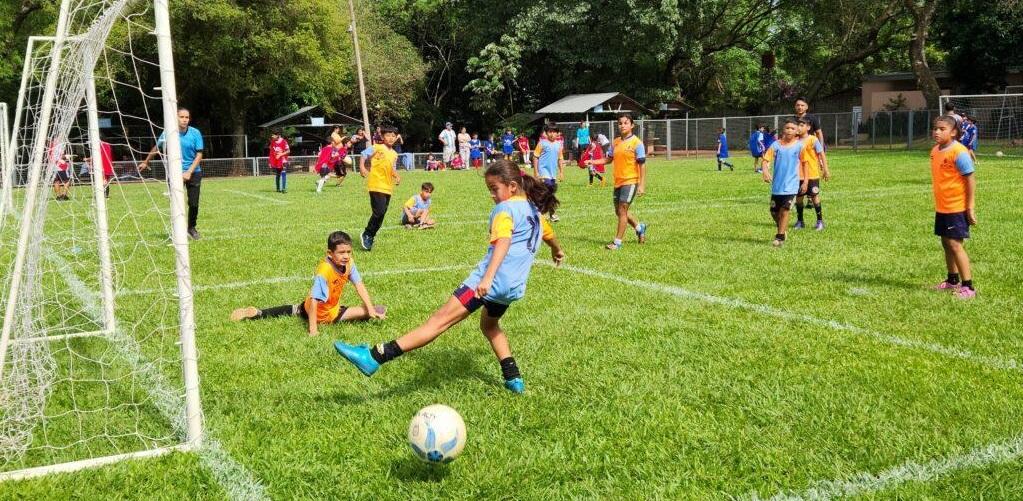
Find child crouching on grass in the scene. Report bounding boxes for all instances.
[333,160,565,394]
[930,116,977,299]
[230,231,386,336]
[402,182,436,229]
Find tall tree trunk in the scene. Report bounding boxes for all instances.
[904,0,941,109]
[231,102,246,159]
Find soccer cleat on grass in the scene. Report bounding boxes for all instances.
[187,227,201,240]
[771,238,784,247]
[333,341,379,376]
[934,280,960,291]
[504,377,525,394]
[230,306,259,322]
[549,214,560,222]
[815,220,824,231]
[360,231,371,251]
[793,221,804,230]
[636,222,647,243]
[606,241,621,250]
[956,287,977,300]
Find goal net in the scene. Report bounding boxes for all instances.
[0,0,202,481]
[940,92,1023,154]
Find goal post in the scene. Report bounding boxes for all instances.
[939,93,1023,151]
[0,0,203,481]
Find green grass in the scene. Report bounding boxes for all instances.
[2,150,1023,499]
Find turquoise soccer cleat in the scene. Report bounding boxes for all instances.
[503,377,525,394]
[333,341,380,376]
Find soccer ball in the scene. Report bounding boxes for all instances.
[407,404,466,464]
[996,151,1004,157]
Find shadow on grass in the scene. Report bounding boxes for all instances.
[318,347,492,405]
[827,271,922,291]
[389,455,452,483]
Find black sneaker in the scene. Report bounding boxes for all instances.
[188,227,201,240]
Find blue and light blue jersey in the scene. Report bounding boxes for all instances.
[535,139,562,179]
[462,196,554,305]
[310,262,361,302]
[749,131,765,156]
[157,126,204,172]
[766,139,804,195]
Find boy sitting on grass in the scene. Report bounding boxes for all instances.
[230,231,386,336]
[402,182,436,229]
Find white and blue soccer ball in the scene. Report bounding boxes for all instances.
[407,404,466,464]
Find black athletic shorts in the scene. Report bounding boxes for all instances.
[770,194,795,211]
[934,211,969,239]
[55,170,70,183]
[614,184,638,205]
[453,285,509,318]
[798,179,820,197]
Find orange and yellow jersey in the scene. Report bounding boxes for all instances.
[361,145,399,195]
[930,141,975,213]
[608,134,646,188]
[800,135,824,179]
[303,258,362,323]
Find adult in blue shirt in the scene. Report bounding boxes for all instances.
[575,121,590,161]
[140,107,205,240]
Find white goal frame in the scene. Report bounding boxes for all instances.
[0,0,203,481]
[940,92,1023,142]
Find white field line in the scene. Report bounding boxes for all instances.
[749,433,1023,500]
[178,183,966,245]
[223,189,289,205]
[116,263,470,297]
[43,251,267,500]
[550,263,1023,373]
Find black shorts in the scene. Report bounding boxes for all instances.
[318,166,331,177]
[798,179,821,197]
[334,164,347,177]
[297,304,348,323]
[453,285,509,318]
[55,170,70,183]
[400,212,421,226]
[770,194,795,211]
[542,178,558,192]
[935,211,970,239]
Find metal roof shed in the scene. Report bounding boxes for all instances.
[535,93,653,117]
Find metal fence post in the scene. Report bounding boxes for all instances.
[666,120,672,160]
[907,110,914,149]
[251,157,257,176]
[684,118,689,156]
[694,119,699,155]
[888,111,893,149]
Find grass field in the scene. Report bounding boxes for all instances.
[3,150,1023,499]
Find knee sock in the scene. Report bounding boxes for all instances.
[500,357,521,381]
[275,173,281,191]
[370,340,404,364]
[281,170,287,191]
[255,304,298,319]
[595,172,603,181]
[947,273,960,285]
[588,172,594,184]
[316,177,326,192]
[796,202,805,222]
[962,279,974,290]
[814,203,822,221]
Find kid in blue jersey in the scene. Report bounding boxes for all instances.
[716,127,734,171]
[761,119,808,247]
[334,160,565,394]
[469,133,483,169]
[501,129,516,158]
[749,124,767,173]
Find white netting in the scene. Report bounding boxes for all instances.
[1,0,200,479]
[940,93,1023,146]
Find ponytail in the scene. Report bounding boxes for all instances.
[484,160,560,216]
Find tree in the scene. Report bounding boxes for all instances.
[935,0,1023,93]
[903,0,941,109]
[464,35,522,118]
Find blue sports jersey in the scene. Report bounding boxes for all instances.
[157,126,204,172]
[469,139,482,159]
[764,132,776,147]
[576,126,590,146]
[717,133,730,158]
[462,196,553,305]
[483,140,494,155]
[748,131,765,156]
[501,133,515,154]
[535,139,562,179]
[766,140,803,195]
